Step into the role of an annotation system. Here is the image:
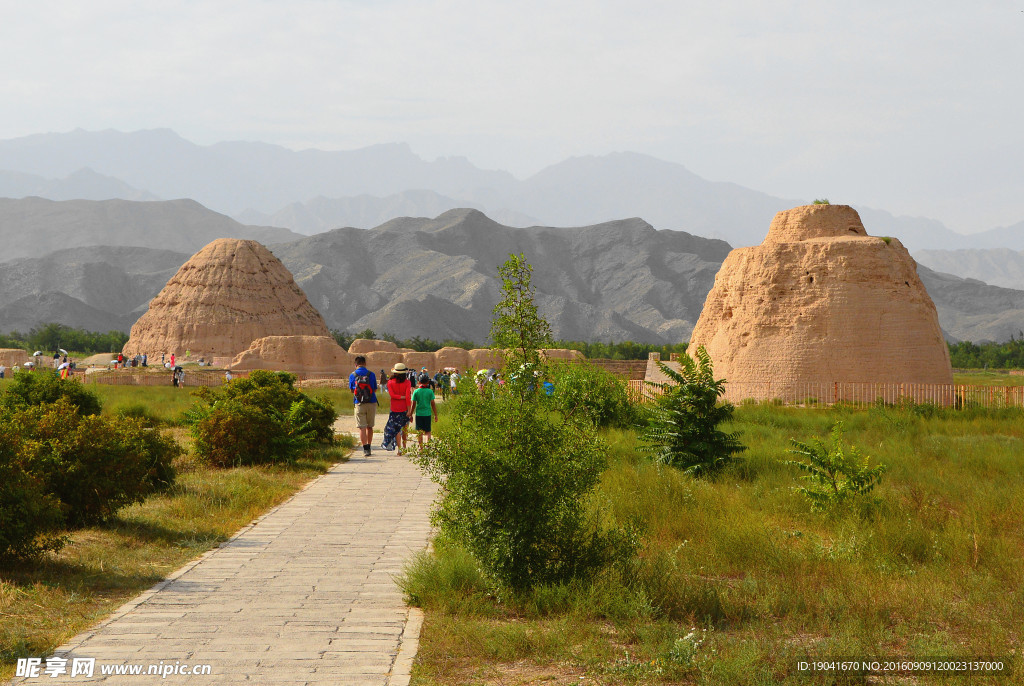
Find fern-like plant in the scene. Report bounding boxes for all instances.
[786,422,886,512]
[638,346,744,476]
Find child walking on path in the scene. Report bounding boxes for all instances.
[409,374,438,446]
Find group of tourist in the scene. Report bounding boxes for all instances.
[0,352,76,379]
[115,353,148,368]
[350,357,437,457]
[377,367,461,401]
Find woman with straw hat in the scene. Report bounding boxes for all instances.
[382,362,413,453]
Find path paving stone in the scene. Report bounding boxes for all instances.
[11,416,436,685]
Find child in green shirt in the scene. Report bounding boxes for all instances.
[409,375,438,445]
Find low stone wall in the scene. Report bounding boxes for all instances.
[586,359,649,380]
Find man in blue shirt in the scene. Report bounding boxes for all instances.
[348,355,378,456]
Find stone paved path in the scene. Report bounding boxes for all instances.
[12,416,436,685]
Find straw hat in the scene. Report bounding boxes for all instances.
[391,362,410,374]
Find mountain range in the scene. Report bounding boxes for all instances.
[0,197,299,262]
[1,199,1022,343]
[1,128,1021,253]
[914,248,1024,291]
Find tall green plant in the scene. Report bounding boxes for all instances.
[490,252,553,371]
[0,428,65,562]
[785,422,886,512]
[414,253,631,591]
[413,390,630,591]
[638,347,744,475]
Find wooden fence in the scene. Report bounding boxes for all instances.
[627,379,1024,409]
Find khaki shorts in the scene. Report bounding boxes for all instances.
[354,402,377,428]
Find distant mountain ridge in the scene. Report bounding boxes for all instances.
[2,206,1024,344]
[236,190,538,232]
[2,128,1019,251]
[914,248,1024,292]
[0,197,301,262]
[0,167,158,202]
[0,129,516,216]
[271,208,732,344]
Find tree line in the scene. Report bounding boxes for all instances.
[948,334,1024,369]
[5,323,1024,367]
[0,324,129,355]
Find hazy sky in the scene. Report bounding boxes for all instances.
[1,1,1022,233]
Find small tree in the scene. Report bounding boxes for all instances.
[638,347,743,475]
[490,252,553,371]
[413,253,631,591]
[785,422,886,512]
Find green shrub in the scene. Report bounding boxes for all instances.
[13,398,179,526]
[413,385,634,592]
[0,372,102,416]
[549,362,639,428]
[113,402,163,427]
[638,347,744,476]
[0,429,66,563]
[184,370,338,467]
[785,422,886,513]
[191,401,289,468]
[290,395,337,444]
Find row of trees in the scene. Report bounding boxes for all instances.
[948,334,1024,369]
[0,324,129,354]
[330,329,477,353]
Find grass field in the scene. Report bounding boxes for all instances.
[404,401,1023,684]
[953,371,1024,386]
[0,384,356,682]
[2,375,1021,683]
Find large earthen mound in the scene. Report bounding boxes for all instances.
[689,205,953,400]
[230,335,352,373]
[123,239,329,359]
